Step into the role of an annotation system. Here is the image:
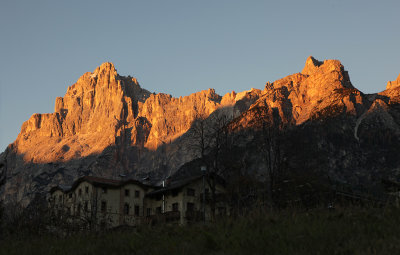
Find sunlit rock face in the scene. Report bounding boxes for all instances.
[379,74,400,103]
[230,56,365,130]
[385,74,400,90]
[0,62,262,204]
[15,62,149,163]
[13,62,263,164]
[1,57,400,205]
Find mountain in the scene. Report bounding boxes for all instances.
[1,57,400,205]
[0,62,261,204]
[228,57,400,195]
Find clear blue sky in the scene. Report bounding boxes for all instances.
[1,0,399,152]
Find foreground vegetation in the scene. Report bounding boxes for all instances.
[1,206,400,255]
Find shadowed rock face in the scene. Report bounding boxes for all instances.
[1,57,400,205]
[227,57,400,194]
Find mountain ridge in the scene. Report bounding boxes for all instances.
[1,57,400,205]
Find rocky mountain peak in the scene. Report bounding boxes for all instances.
[386,74,400,90]
[93,62,117,76]
[230,56,359,129]
[302,56,323,75]
[302,56,347,77]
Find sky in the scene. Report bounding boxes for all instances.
[0,0,399,152]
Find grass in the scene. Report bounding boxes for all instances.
[1,206,400,255]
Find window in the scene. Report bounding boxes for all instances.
[125,189,130,197]
[135,190,140,198]
[134,205,140,216]
[146,208,152,216]
[124,203,130,215]
[172,203,179,212]
[58,195,62,202]
[84,201,88,212]
[101,201,107,212]
[69,193,72,198]
[85,186,89,194]
[78,188,82,196]
[156,207,162,214]
[187,202,195,212]
[187,188,195,196]
[102,187,107,194]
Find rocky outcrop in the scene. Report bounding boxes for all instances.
[230,56,365,131]
[14,62,150,163]
[378,74,400,104]
[386,74,400,90]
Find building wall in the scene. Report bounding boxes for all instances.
[50,190,65,215]
[50,177,228,228]
[94,186,121,227]
[118,183,149,226]
[144,178,229,225]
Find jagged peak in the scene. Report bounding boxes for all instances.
[92,62,117,77]
[302,56,323,75]
[302,56,344,75]
[386,73,400,90]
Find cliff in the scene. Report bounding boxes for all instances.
[0,62,261,204]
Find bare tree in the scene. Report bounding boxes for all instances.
[254,106,287,206]
[191,112,233,220]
